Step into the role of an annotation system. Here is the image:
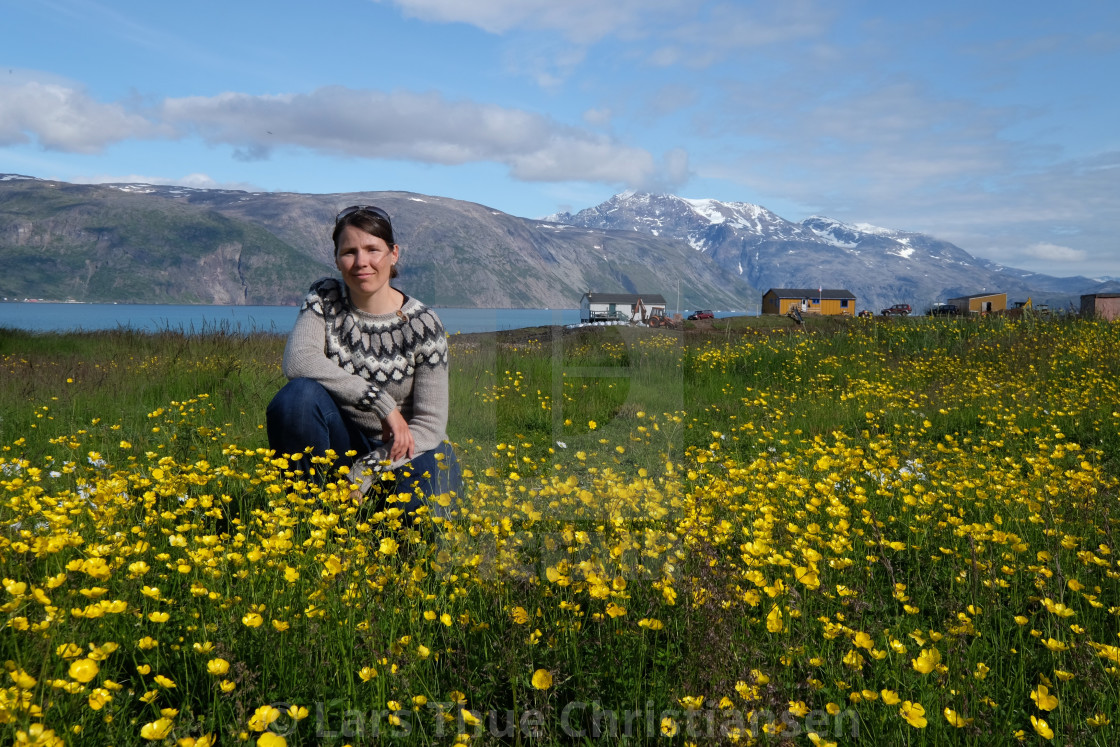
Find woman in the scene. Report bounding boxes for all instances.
[266,205,460,521]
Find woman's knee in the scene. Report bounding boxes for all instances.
[268,378,330,418]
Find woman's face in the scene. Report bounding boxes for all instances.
[335,225,399,304]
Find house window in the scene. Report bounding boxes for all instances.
[811,298,819,305]
[840,299,849,308]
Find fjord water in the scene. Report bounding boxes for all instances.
[0,302,581,335]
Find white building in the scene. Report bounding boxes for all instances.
[579,292,667,323]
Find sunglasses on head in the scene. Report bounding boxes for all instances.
[335,205,392,225]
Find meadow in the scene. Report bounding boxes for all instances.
[1,313,1118,745]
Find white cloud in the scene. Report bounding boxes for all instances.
[0,81,168,153]
[160,86,677,188]
[381,0,826,65]
[582,107,613,127]
[379,0,687,44]
[1,74,682,190]
[1021,243,1087,263]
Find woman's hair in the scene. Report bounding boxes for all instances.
[332,208,399,278]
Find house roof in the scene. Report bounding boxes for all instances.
[764,288,856,300]
[582,292,667,304]
[947,292,1006,300]
[1082,293,1120,299]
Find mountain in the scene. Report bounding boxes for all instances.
[548,192,1104,312]
[0,176,754,309]
[3,176,1106,313]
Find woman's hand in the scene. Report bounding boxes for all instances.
[381,409,415,462]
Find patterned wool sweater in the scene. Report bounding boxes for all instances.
[282,277,450,474]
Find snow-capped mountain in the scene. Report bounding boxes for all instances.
[550,193,1099,312]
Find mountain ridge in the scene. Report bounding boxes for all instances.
[0,176,754,310]
[548,192,1111,311]
[2,175,1113,312]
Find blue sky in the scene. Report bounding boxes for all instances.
[2,0,1118,278]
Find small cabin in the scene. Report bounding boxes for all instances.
[761,288,856,317]
[580,292,667,323]
[1081,293,1120,321]
[947,292,1006,315]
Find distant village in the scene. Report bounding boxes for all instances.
[579,289,1120,327]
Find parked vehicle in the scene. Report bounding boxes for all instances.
[881,303,912,316]
[687,309,714,320]
[927,304,959,316]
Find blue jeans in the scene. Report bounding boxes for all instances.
[266,378,461,519]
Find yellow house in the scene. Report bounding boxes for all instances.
[762,288,857,317]
[946,292,1006,314]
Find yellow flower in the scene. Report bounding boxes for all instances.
[242,613,264,628]
[679,696,704,710]
[248,705,281,731]
[788,701,810,717]
[660,717,679,737]
[1031,685,1058,711]
[899,701,927,728]
[910,648,940,674]
[15,724,62,745]
[56,643,83,659]
[179,736,215,747]
[219,679,236,692]
[943,708,973,727]
[358,667,378,682]
[88,688,113,711]
[531,669,553,690]
[1031,715,1054,740]
[207,658,230,676]
[766,605,784,633]
[379,538,398,556]
[148,611,170,623]
[256,733,287,747]
[271,619,289,632]
[287,705,309,720]
[68,658,99,683]
[140,718,174,740]
[588,420,597,430]
[153,674,176,689]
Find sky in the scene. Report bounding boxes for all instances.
[2,0,1118,278]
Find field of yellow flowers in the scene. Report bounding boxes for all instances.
[1,315,1118,745]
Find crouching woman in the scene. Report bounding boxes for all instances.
[266,205,460,522]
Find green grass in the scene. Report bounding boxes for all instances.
[2,314,1120,745]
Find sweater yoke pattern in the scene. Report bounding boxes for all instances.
[303,279,448,408]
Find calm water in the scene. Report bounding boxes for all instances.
[0,302,581,335]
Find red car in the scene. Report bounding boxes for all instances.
[880,304,912,316]
[687,309,714,320]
